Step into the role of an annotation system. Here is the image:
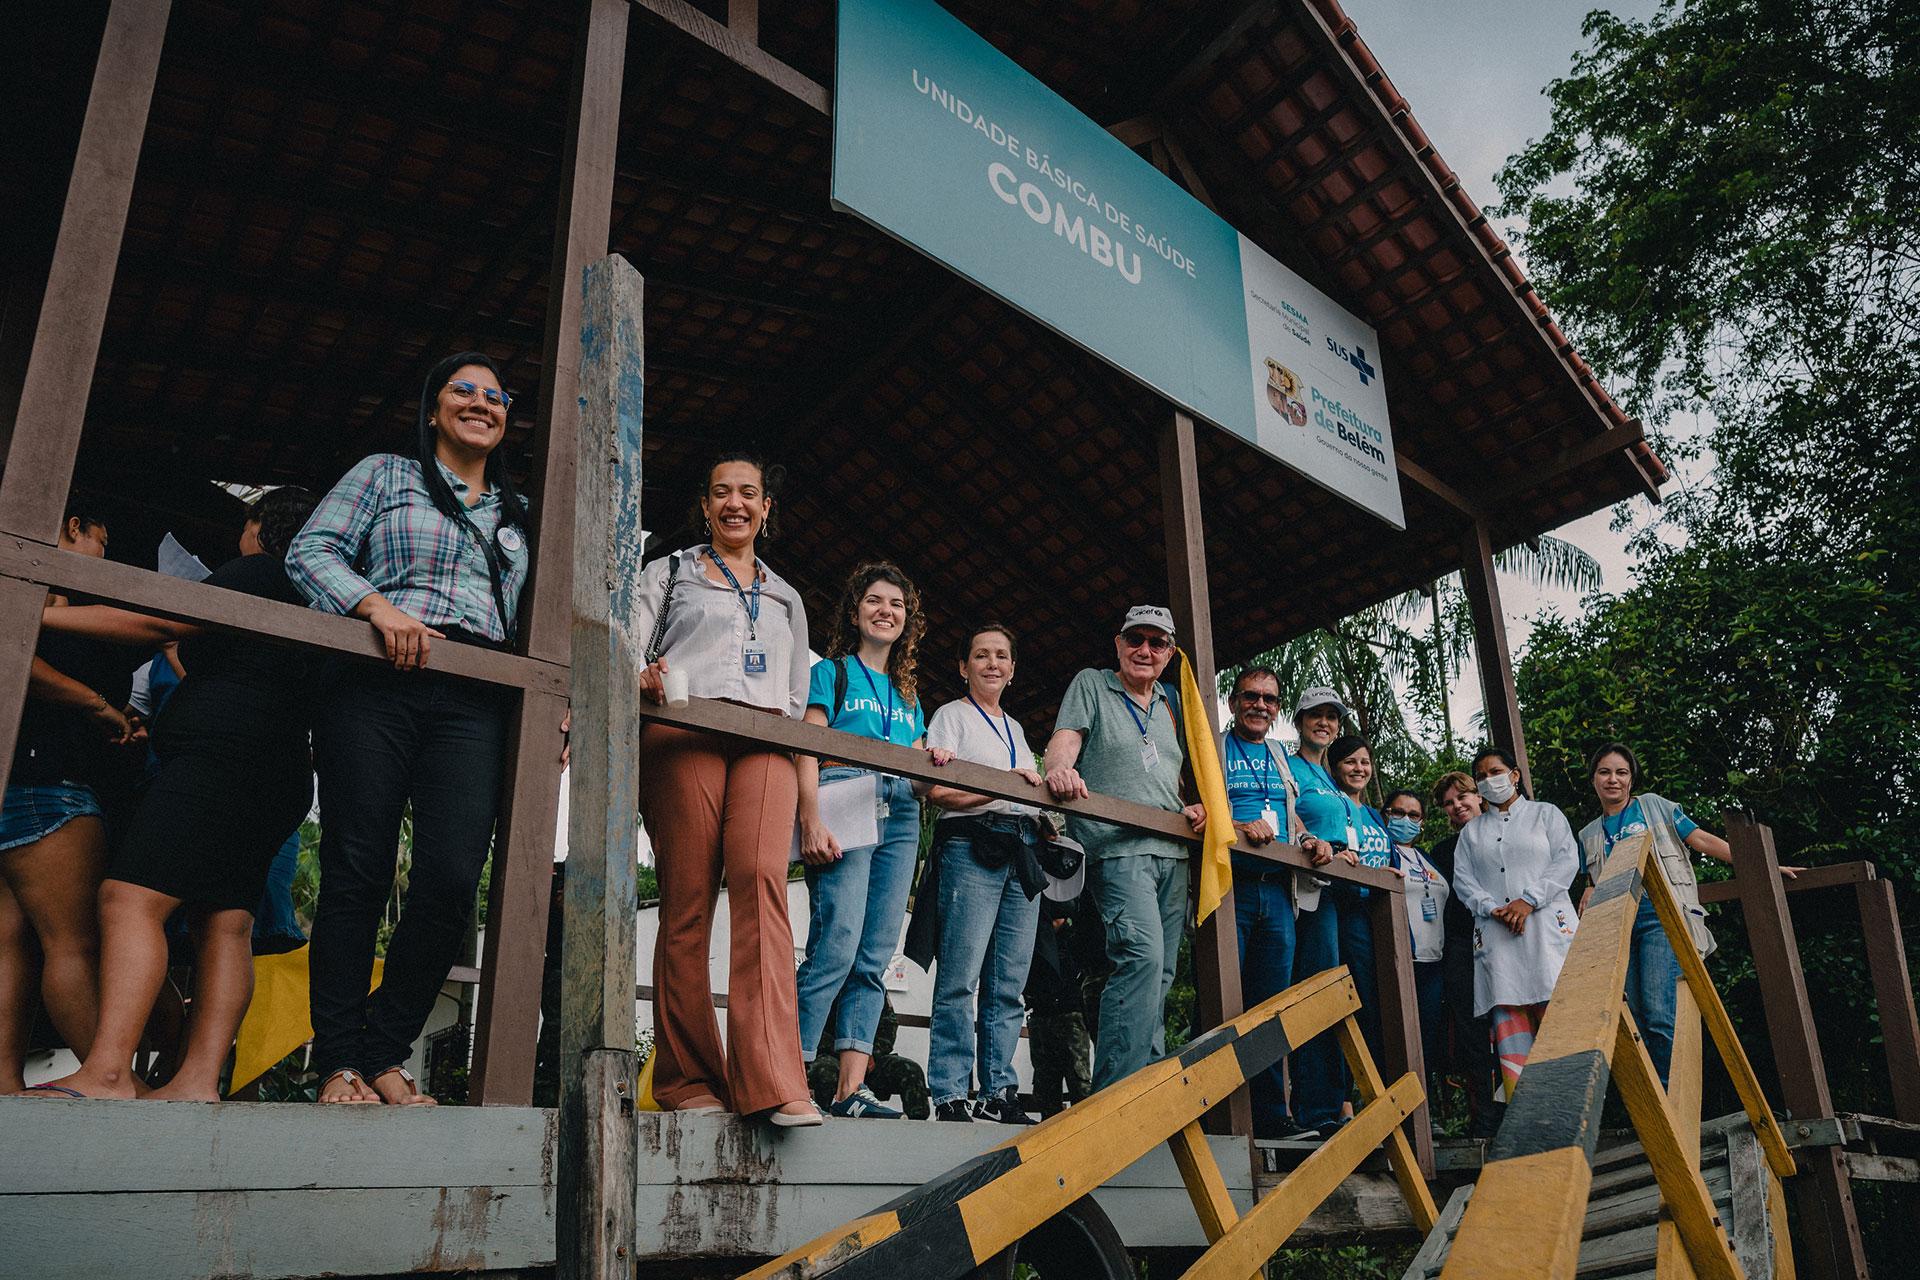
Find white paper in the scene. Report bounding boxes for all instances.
[157,532,212,582]
[790,772,880,862]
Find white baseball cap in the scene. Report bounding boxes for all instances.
[1121,605,1176,636]
[1295,686,1352,719]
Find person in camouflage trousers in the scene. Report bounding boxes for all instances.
[1025,892,1096,1117]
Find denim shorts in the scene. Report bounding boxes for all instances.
[0,781,105,853]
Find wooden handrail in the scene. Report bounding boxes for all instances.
[1695,859,1874,904]
[640,696,1403,893]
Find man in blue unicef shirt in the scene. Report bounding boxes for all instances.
[1218,666,1333,1137]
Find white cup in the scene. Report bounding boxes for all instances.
[662,666,691,708]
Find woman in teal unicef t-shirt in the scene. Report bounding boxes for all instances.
[794,562,930,1119]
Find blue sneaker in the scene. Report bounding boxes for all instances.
[826,1085,902,1119]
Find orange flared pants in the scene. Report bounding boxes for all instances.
[639,723,809,1115]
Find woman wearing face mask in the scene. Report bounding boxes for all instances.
[1284,688,1362,1138]
[1575,742,1799,1088]
[795,562,930,1119]
[1451,747,1580,1099]
[288,351,530,1106]
[1383,789,1448,1098]
[633,451,819,1128]
[920,624,1047,1124]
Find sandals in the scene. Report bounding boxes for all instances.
[316,1068,380,1105]
[21,1083,89,1100]
[369,1065,437,1107]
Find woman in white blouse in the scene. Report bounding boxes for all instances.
[1451,746,1580,1100]
[633,452,820,1127]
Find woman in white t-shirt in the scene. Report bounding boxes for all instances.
[921,623,1048,1124]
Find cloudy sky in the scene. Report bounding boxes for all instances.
[1333,0,1690,744]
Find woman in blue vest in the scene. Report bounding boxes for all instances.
[795,562,929,1119]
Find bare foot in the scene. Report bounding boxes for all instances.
[17,1066,137,1100]
[145,1078,222,1102]
[369,1066,437,1106]
[317,1068,380,1104]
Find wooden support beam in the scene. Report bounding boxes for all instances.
[1526,420,1646,490]
[1726,813,1867,1280]
[1395,452,1479,520]
[1612,1007,1744,1280]
[555,254,646,1280]
[726,0,758,44]
[1695,860,1875,904]
[1856,876,1920,1124]
[469,0,630,1106]
[1335,1012,1439,1230]
[1159,408,1250,1140]
[1458,518,1529,788]
[0,0,174,788]
[627,0,829,116]
[1168,1121,1243,1248]
[1368,886,1434,1178]
[1656,983,1705,1280]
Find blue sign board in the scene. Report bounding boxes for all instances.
[832,0,1405,528]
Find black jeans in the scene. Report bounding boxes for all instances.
[309,662,509,1079]
[1442,928,1499,1133]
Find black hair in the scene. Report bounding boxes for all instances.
[1232,665,1281,694]
[62,502,107,538]
[694,448,784,543]
[1383,788,1424,815]
[958,621,1018,665]
[1327,735,1371,773]
[247,486,320,561]
[1471,745,1518,775]
[1587,741,1641,787]
[416,351,528,531]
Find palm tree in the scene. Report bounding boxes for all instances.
[1222,535,1601,789]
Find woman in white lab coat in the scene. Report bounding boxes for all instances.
[1450,746,1580,1099]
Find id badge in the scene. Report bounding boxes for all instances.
[1139,738,1160,772]
[742,642,768,675]
[1260,807,1281,836]
[1421,894,1438,921]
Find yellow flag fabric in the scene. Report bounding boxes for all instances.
[1178,647,1234,926]
[231,945,384,1093]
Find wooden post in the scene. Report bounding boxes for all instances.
[1726,813,1867,1280]
[1655,984,1703,1280]
[556,253,645,1280]
[1458,519,1529,789]
[1368,888,1434,1177]
[468,0,630,1104]
[1855,876,1920,1124]
[0,0,173,787]
[1158,408,1249,1140]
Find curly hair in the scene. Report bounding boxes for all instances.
[825,561,925,708]
[247,486,320,561]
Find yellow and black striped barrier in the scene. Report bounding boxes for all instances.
[740,966,1438,1280]
[1440,832,1796,1280]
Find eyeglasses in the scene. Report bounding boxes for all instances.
[1119,630,1173,652]
[1235,690,1282,707]
[445,380,513,410]
[1385,808,1423,822]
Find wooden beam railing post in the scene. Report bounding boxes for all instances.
[1458,518,1530,791]
[0,0,173,789]
[469,0,629,1105]
[1159,408,1248,1140]
[556,254,645,1280]
[1855,875,1920,1124]
[1726,813,1869,1280]
[1368,886,1434,1177]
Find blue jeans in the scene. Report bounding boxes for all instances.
[927,819,1042,1105]
[1625,902,1681,1086]
[796,770,920,1058]
[1290,884,1378,1126]
[1090,853,1187,1090]
[1233,871,1297,1136]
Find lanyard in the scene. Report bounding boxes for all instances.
[705,546,761,640]
[1114,685,1157,741]
[854,658,897,745]
[1602,802,1637,854]
[967,695,1017,768]
[1227,733,1277,807]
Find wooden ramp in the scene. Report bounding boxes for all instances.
[1404,1114,1789,1280]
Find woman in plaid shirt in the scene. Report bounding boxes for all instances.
[287,350,530,1106]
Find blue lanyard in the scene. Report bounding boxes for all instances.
[1602,802,1637,854]
[1227,733,1276,807]
[1114,685,1157,740]
[704,546,761,639]
[967,695,1017,767]
[854,658,897,745]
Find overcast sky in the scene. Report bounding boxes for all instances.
[1331,0,1689,746]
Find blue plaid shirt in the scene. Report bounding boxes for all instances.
[287,454,528,643]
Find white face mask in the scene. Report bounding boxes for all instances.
[1478,772,1517,806]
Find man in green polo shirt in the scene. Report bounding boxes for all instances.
[1043,605,1207,1088]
